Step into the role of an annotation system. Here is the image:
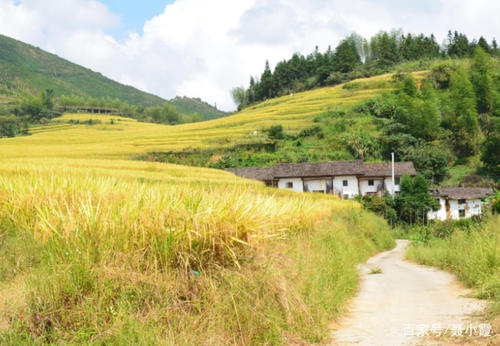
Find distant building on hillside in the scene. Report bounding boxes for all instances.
[226,160,417,199]
[427,187,493,221]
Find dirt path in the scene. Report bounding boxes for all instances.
[332,240,489,345]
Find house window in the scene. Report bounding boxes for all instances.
[343,180,348,187]
[343,194,349,200]
[395,177,400,185]
[458,199,466,204]
[286,182,293,188]
[459,209,466,218]
[368,179,374,186]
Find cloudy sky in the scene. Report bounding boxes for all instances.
[0,0,499,111]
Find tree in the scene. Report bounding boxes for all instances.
[449,68,479,156]
[395,175,439,223]
[231,87,247,110]
[41,89,54,110]
[403,143,451,184]
[471,47,495,114]
[477,36,491,54]
[481,134,500,174]
[0,115,19,137]
[333,37,361,73]
[266,124,284,140]
[257,61,274,100]
[20,94,44,121]
[447,31,472,57]
[369,31,400,67]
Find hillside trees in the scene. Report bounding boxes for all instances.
[334,37,361,73]
[449,67,480,157]
[237,29,490,109]
[471,47,495,114]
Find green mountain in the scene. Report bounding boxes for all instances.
[0,34,228,123]
[169,96,228,120]
[0,34,167,107]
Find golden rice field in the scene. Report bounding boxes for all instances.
[0,158,352,269]
[0,76,398,343]
[0,73,426,160]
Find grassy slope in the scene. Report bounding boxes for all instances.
[169,96,228,120]
[0,72,427,160]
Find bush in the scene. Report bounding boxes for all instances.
[266,125,285,140]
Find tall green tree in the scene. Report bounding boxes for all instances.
[449,68,479,156]
[257,61,274,100]
[334,38,361,73]
[471,47,495,114]
[395,175,439,223]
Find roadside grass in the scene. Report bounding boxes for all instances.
[406,216,500,317]
[0,158,394,344]
[369,267,383,275]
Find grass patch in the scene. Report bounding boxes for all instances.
[369,267,383,275]
[406,216,500,316]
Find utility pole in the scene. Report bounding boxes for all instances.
[391,152,395,196]
[235,144,238,174]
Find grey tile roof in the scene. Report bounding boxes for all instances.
[273,160,364,178]
[363,162,417,177]
[432,187,494,200]
[225,160,417,181]
[225,166,276,181]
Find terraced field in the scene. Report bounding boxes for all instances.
[0,73,426,160]
[0,74,400,344]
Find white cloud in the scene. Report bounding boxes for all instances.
[0,0,499,111]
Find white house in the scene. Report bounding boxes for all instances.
[427,188,493,221]
[226,160,417,199]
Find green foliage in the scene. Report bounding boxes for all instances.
[266,124,285,140]
[449,67,480,156]
[491,189,500,214]
[403,143,451,183]
[0,115,19,138]
[334,37,361,73]
[471,47,495,114]
[429,61,457,89]
[344,129,380,160]
[481,134,500,175]
[168,97,226,121]
[395,175,439,224]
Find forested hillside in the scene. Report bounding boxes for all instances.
[233,30,499,109]
[169,96,228,121]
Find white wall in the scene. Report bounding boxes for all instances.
[277,178,303,192]
[384,177,401,195]
[359,178,384,196]
[303,179,330,193]
[427,198,484,220]
[333,176,359,199]
[427,197,447,221]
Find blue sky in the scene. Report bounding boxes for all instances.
[101,0,174,34]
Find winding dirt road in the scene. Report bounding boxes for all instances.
[332,240,488,345]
